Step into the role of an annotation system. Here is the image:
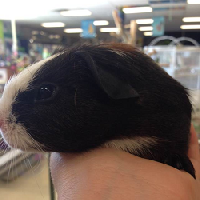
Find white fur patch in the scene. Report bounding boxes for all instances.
[104,137,157,154]
[0,54,60,151]
[0,114,43,152]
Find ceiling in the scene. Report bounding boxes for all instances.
[1,0,200,39]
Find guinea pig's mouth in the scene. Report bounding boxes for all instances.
[0,117,44,152]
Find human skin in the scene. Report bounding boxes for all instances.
[50,126,200,200]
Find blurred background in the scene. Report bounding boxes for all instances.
[0,0,200,199]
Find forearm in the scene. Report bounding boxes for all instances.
[50,149,197,200]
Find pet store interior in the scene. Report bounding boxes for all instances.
[0,0,200,199]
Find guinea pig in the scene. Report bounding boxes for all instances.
[0,44,195,178]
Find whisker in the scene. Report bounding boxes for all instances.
[6,148,14,183]
[26,157,45,199]
[26,131,44,153]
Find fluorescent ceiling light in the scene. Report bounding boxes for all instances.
[144,32,152,36]
[139,26,153,31]
[64,28,83,33]
[41,22,65,28]
[187,0,200,4]
[0,0,108,19]
[100,28,119,32]
[0,1,49,20]
[0,12,40,20]
[93,20,109,26]
[180,24,200,29]
[183,17,200,22]
[136,19,153,24]
[60,9,92,16]
[123,7,152,14]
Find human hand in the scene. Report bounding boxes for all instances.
[50,126,200,200]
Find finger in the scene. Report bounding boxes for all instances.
[188,125,200,179]
[188,125,200,161]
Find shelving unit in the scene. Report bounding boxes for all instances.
[144,46,200,140]
[144,47,200,101]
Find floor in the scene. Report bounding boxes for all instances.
[0,155,51,200]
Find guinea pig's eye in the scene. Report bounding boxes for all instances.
[36,84,56,101]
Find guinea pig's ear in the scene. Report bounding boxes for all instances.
[76,52,139,100]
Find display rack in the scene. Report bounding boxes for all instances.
[144,46,200,140]
[144,47,200,97]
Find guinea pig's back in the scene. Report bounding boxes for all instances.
[79,44,192,155]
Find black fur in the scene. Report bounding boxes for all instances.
[12,44,195,178]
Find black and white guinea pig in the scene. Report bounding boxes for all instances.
[0,44,195,178]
